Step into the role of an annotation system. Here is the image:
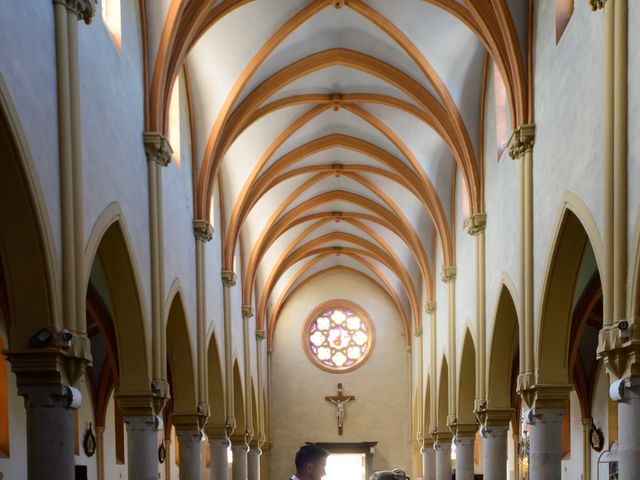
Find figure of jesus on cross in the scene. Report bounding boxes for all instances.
[325,383,355,435]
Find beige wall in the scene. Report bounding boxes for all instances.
[270,269,411,479]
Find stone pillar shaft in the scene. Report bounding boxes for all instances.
[177,429,203,480]
[248,447,261,480]
[618,378,640,480]
[528,408,564,480]
[232,443,249,480]
[210,438,229,480]
[483,426,508,480]
[454,436,474,480]
[421,446,436,480]
[125,415,161,480]
[434,441,451,480]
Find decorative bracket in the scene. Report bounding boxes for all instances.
[589,0,607,10]
[441,266,456,284]
[466,213,487,236]
[143,132,173,167]
[507,124,535,160]
[221,270,237,287]
[193,220,214,242]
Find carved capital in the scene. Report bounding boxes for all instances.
[143,132,173,167]
[441,266,456,283]
[477,406,513,428]
[116,390,167,417]
[204,423,228,440]
[425,301,437,314]
[221,270,237,287]
[507,124,535,160]
[589,0,607,10]
[430,427,453,445]
[171,411,206,433]
[414,326,423,337]
[56,0,97,24]
[466,213,487,236]
[256,329,266,340]
[242,305,254,319]
[518,381,572,410]
[193,220,214,242]
[597,323,640,380]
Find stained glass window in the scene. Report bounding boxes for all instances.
[304,303,374,372]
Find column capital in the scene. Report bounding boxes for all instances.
[597,323,640,380]
[221,270,237,287]
[425,301,437,314]
[115,390,167,417]
[447,415,478,438]
[256,329,266,340]
[476,405,513,428]
[414,326,423,337]
[5,342,91,389]
[123,414,163,432]
[204,423,228,440]
[242,305,254,319]
[517,381,572,410]
[465,213,487,236]
[589,0,607,10]
[429,425,453,444]
[507,123,535,160]
[143,132,173,167]
[55,0,97,24]
[193,220,214,242]
[230,434,251,448]
[171,411,207,433]
[441,266,456,283]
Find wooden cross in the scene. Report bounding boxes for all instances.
[325,383,355,435]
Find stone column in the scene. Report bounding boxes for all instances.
[454,435,475,480]
[434,439,452,480]
[222,271,238,434]
[483,426,508,480]
[232,441,249,480]
[527,408,564,480]
[176,428,203,480]
[124,415,162,480]
[20,384,80,480]
[421,443,436,480]
[581,417,592,480]
[96,425,106,480]
[248,444,262,480]
[617,377,640,479]
[210,437,229,480]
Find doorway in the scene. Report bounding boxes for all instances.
[324,453,366,480]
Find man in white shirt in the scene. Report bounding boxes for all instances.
[290,445,329,480]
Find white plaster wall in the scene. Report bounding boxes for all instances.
[628,1,640,272]
[81,0,153,339]
[0,355,27,479]
[434,244,449,374]
[532,1,605,331]
[0,1,61,265]
[483,62,521,352]
[270,269,411,480]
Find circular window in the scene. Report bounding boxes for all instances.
[303,301,375,373]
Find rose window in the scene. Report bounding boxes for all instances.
[304,303,374,372]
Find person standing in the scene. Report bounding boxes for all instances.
[290,445,329,480]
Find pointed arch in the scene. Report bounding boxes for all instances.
[84,208,150,394]
[487,280,519,410]
[233,360,246,434]
[457,328,477,425]
[165,287,197,414]
[436,355,449,430]
[423,374,431,434]
[206,329,225,427]
[536,195,604,385]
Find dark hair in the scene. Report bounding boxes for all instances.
[295,444,330,471]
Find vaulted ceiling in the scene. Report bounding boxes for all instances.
[146,0,530,342]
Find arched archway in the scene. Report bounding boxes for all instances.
[487,283,519,410]
[457,329,477,427]
[166,291,197,414]
[537,204,604,387]
[206,330,225,434]
[85,214,151,397]
[233,360,246,436]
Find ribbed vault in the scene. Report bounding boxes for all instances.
[146,0,529,339]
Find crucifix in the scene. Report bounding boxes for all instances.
[325,383,355,435]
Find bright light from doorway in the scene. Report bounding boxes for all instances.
[324,453,366,480]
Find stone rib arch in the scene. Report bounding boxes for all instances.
[536,194,605,386]
[266,262,411,349]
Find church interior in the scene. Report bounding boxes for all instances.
[1,1,639,479]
